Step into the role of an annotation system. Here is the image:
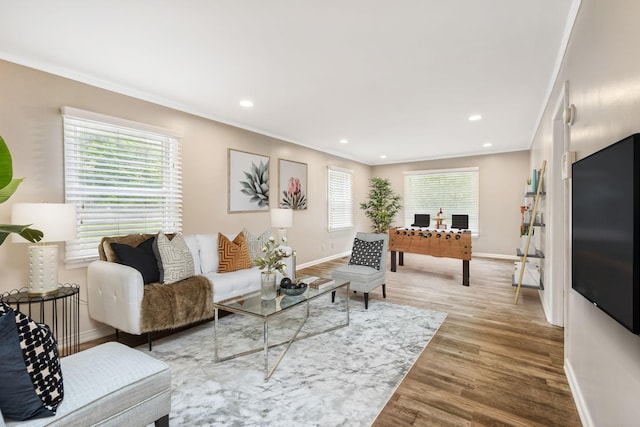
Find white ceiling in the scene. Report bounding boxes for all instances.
[0,1,577,165]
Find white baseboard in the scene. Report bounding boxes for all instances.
[78,325,113,344]
[296,251,350,270]
[565,358,592,427]
[472,252,520,261]
[296,251,517,272]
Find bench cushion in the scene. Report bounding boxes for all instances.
[6,342,171,427]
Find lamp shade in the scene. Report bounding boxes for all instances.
[11,203,77,243]
[270,208,293,228]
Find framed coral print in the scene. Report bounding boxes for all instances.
[279,159,307,210]
[228,149,270,212]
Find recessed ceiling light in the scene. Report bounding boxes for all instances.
[468,114,482,121]
[339,139,348,144]
[380,154,387,159]
[239,99,254,108]
[483,142,493,148]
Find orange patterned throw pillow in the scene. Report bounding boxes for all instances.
[218,231,252,273]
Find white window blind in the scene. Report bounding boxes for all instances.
[63,107,183,265]
[327,166,353,231]
[404,167,479,235]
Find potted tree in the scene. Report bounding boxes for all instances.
[0,135,43,245]
[360,177,402,233]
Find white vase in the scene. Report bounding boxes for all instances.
[261,271,277,300]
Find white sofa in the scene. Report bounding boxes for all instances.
[87,232,294,347]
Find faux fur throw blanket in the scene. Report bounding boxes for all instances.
[140,275,214,333]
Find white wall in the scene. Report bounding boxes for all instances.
[530,0,640,425]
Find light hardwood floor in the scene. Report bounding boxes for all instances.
[303,254,581,427]
[84,254,581,426]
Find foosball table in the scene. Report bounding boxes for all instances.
[388,227,472,286]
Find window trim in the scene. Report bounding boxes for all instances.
[327,166,353,231]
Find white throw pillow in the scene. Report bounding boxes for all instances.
[182,234,201,274]
[197,234,218,274]
[197,232,238,274]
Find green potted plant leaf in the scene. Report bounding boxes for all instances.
[0,135,43,245]
[360,177,402,234]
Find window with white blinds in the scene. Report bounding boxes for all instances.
[62,107,183,265]
[404,167,479,235]
[327,166,353,231]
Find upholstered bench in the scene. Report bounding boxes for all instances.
[3,342,171,427]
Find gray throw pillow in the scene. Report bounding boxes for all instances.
[153,232,195,284]
[243,227,271,265]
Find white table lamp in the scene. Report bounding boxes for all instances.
[12,203,77,295]
[270,208,293,242]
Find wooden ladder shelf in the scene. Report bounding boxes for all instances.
[514,160,546,304]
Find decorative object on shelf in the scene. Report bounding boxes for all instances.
[270,208,293,241]
[278,159,307,210]
[513,262,541,288]
[228,149,270,212]
[254,235,291,300]
[360,177,402,233]
[0,136,43,246]
[12,203,77,295]
[521,235,536,256]
[435,207,446,229]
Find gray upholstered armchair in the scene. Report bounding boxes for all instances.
[332,232,389,309]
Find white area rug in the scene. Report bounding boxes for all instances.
[140,296,446,426]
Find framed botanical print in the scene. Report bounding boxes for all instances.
[228,149,270,212]
[278,159,307,210]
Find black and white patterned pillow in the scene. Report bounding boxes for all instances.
[348,238,384,270]
[0,302,64,420]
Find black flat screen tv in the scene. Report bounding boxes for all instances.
[572,133,640,334]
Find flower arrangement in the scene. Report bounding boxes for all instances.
[254,236,291,275]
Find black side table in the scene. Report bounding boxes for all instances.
[1,284,80,356]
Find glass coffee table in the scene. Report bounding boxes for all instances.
[213,279,350,381]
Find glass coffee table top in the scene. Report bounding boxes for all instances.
[214,279,348,318]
